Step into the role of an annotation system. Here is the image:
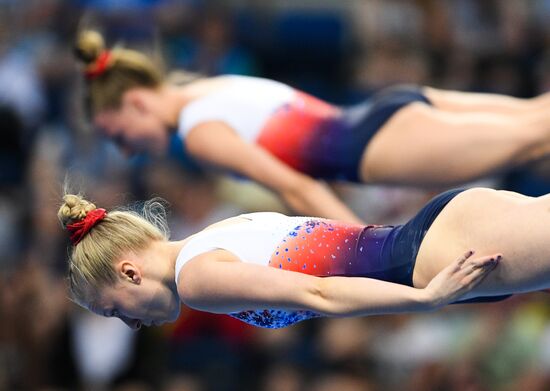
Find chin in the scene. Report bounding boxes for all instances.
[149,146,166,157]
[149,137,169,156]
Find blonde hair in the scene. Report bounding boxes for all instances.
[58,193,169,306]
[74,30,163,113]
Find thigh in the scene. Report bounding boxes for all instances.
[359,103,546,186]
[413,188,550,297]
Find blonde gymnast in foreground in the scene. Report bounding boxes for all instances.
[58,186,550,330]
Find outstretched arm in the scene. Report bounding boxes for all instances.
[185,122,364,224]
[178,250,500,317]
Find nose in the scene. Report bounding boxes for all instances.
[120,316,142,330]
[94,121,113,136]
[120,145,135,158]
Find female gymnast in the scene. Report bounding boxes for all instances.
[60,186,550,331]
[75,31,550,223]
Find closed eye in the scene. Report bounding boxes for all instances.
[104,309,120,318]
[112,133,126,148]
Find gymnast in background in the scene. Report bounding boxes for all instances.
[75,30,550,223]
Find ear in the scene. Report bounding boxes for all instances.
[118,261,142,285]
[124,89,150,115]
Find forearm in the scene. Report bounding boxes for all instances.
[314,276,433,317]
[282,179,364,224]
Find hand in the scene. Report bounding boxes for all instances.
[424,250,500,309]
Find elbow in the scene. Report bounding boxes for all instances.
[281,175,318,208]
[177,282,195,308]
[309,278,341,317]
[176,267,203,310]
[289,174,318,195]
[178,284,211,313]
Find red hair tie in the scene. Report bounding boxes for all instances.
[84,51,112,80]
[66,208,107,245]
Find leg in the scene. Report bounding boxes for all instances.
[413,188,550,298]
[359,102,550,186]
[423,87,550,115]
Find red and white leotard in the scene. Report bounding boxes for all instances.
[177,76,432,181]
[176,76,363,181]
[174,212,404,328]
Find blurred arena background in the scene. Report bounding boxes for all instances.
[2,0,550,390]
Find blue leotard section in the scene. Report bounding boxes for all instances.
[324,85,432,181]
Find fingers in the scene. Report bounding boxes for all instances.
[457,250,475,265]
[453,250,475,271]
[464,254,502,274]
[475,253,502,268]
[430,251,502,306]
[461,268,492,288]
[461,255,500,286]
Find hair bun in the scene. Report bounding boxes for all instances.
[58,194,97,228]
[74,30,105,65]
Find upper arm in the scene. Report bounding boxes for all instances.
[185,122,312,193]
[177,249,323,314]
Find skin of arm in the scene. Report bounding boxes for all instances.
[185,121,365,224]
[177,249,499,317]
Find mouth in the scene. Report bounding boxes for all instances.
[110,135,139,157]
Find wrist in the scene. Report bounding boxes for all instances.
[416,288,440,311]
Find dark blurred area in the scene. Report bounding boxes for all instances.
[2,0,550,390]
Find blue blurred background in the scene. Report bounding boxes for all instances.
[3,1,550,390]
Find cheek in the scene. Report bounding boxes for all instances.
[110,286,142,317]
[146,116,166,134]
[117,296,145,319]
[121,285,163,318]
[130,115,163,137]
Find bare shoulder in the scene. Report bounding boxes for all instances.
[179,249,240,278]
[184,121,269,177]
[177,249,241,308]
